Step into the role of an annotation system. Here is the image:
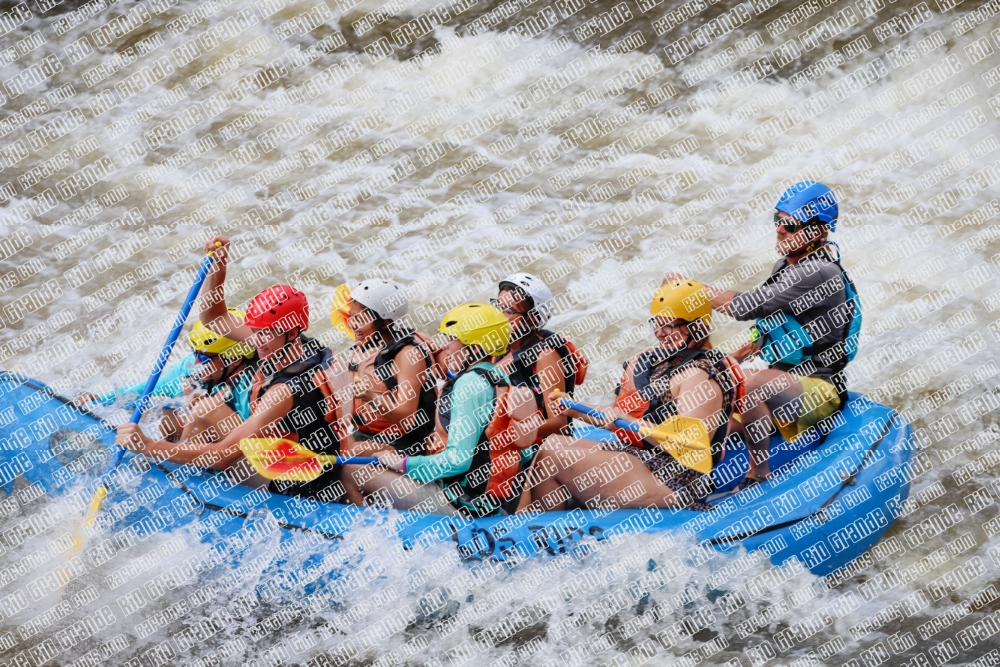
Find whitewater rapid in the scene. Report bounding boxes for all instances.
[1,0,999,664]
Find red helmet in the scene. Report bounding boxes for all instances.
[244,285,309,332]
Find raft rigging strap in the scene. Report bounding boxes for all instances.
[1,372,342,541]
[708,416,895,546]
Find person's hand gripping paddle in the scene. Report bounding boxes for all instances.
[557,396,713,474]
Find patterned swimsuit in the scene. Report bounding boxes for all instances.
[602,349,737,511]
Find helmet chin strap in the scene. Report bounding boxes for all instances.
[214,357,244,387]
[785,223,828,259]
[461,344,487,371]
[664,320,709,357]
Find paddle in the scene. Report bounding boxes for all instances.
[81,246,220,532]
[239,437,378,482]
[558,397,713,474]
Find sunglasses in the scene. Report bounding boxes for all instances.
[490,298,527,317]
[773,212,811,233]
[194,352,217,364]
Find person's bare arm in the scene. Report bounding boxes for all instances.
[115,384,295,468]
[708,288,737,315]
[535,348,569,438]
[670,367,724,425]
[201,384,295,468]
[546,392,610,427]
[545,391,657,440]
[199,235,254,343]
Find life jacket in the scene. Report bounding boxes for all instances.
[753,255,862,371]
[500,329,588,412]
[348,328,437,445]
[435,364,538,517]
[204,352,259,421]
[613,347,743,466]
[249,336,351,499]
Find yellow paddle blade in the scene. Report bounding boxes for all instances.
[330,284,355,340]
[83,485,109,528]
[65,483,109,563]
[637,415,713,474]
[240,438,338,482]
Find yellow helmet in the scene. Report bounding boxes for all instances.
[651,280,712,324]
[189,308,255,359]
[329,284,354,340]
[438,303,511,356]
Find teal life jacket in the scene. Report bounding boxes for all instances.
[752,255,862,370]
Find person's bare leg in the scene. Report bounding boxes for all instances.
[341,436,396,506]
[519,435,680,511]
[741,369,805,480]
[539,446,679,510]
[517,435,601,512]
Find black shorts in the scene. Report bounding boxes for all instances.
[354,428,428,456]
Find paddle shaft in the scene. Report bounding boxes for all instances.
[560,398,644,434]
[92,253,217,511]
[319,456,379,466]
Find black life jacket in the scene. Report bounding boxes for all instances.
[250,336,344,501]
[614,347,739,466]
[503,329,584,412]
[348,328,436,448]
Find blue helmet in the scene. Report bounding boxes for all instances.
[775,181,838,232]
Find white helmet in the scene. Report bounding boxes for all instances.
[353,279,407,321]
[499,273,554,328]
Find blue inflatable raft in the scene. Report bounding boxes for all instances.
[0,372,915,577]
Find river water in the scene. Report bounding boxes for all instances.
[1,0,999,664]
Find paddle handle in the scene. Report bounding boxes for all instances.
[560,398,642,434]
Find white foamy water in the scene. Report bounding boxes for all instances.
[1,0,1000,663]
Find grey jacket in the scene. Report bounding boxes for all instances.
[729,249,852,383]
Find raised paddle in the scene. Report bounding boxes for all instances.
[558,397,713,474]
[81,245,221,533]
[239,437,378,482]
